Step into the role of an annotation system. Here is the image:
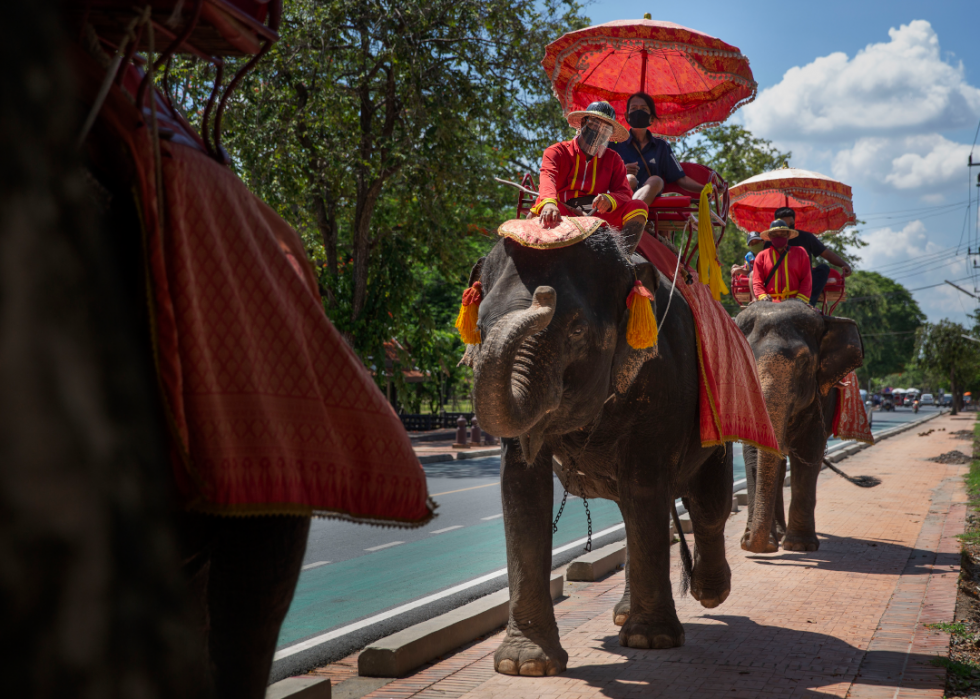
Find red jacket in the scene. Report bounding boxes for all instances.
[752,246,813,302]
[531,139,633,215]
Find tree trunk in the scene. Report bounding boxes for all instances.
[951,365,959,415]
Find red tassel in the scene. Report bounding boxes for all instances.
[455,281,483,344]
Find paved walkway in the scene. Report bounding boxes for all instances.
[310,414,971,698]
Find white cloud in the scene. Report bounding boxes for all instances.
[832,133,972,192]
[858,220,940,270]
[743,20,980,142]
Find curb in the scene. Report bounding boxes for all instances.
[265,676,331,699]
[455,447,502,460]
[566,541,626,582]
[417,453,454,464]
[357,572,564,678]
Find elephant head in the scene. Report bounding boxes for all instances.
[465,226,657,464]
[735,301,863,554]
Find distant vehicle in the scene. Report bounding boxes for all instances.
[920,393,934,406]
[941,395,953,406]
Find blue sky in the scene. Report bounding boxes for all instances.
[583,1,980,324]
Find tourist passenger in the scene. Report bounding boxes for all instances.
[532,101,649,235]
[731,232,765,300]
[752,219,813,303]
[609,92,704,205]
[764,206,852,307]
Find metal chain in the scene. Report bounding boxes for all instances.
[582,496,593,552]
[552,488,568,533]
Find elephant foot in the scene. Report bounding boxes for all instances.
[690,560,731,609]
[613,596,630,626]
[782,531,819,552]
[741,529,779,554]
[618,613,685,649]
[494,634,567,676]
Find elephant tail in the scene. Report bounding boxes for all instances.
[670,501,693,595]
[822,458,881,488]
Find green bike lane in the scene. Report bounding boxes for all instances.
[276,493,623,650]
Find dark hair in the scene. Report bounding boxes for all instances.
[627,92,657,118]
[774,207,796,219]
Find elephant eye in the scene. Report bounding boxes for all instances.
[569,323,586,338]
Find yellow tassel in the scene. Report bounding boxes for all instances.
[695,183,729,301]
[626,281,658,350]
[454,282,483,344]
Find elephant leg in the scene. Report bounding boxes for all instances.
[617,464,683,650]
[774,457,787,541]
[687,446,733,608]
[613,538,630,626]
[494,439,567,677]
[205,514,310,699]
[783,405,826,552]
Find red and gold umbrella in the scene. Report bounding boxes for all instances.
[542,18,757,138]
[729,168,857,235]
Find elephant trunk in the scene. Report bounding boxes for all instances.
[473,286,562,446]
[745,355,794,553]
[745,448,783,553]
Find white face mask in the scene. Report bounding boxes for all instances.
[578,118,614,157]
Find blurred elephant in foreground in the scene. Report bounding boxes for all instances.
[735,300,863,554]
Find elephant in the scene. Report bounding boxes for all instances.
[734,300,863,554]
[465,227,734,677]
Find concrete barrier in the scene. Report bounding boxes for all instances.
[358,572,564,678]
[566,541,626,582]
[455,447,502,460]
[265,677,331,699]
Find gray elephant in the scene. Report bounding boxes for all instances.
[465,227,734,677]
[735,300,863,554]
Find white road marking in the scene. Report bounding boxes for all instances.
[301,561,330,571]
[430,526,463,534]
[481,514,503,520]
[273,522,626,662]
[364,541,404,552]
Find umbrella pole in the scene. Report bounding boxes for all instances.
[640,49,647,93]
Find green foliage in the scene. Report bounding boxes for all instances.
[835,272,925,380]
[927,621,972,638]
[672,125,791,316]
[916,320,980,414]
[168,0,589,409]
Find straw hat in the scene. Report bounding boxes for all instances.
[566,101,630,143]
[760,218,799,242]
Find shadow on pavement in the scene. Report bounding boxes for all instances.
[563,616,935,698]
[741,532,950,577]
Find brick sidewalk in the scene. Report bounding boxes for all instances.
[311,414,972,698]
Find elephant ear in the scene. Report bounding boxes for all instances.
[816,316,864,396]
[630,253,660,296]
[468,257,485,288]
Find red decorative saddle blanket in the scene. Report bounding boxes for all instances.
[84,53,434,526]
[832,372,874,444]
[637,235,780,454]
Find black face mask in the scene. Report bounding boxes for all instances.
[627,111,651,129]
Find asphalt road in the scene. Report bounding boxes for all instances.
[270,405,939,681]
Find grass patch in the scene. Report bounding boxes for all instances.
[928,621,973,638]
[931,656,980,680]
[965,419,980,500]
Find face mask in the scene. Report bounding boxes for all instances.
[579,119,614,157]
[748,242,765,255]
[770,236,789,249]
[627,110,651,129]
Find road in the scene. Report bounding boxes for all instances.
[270,405,939,680]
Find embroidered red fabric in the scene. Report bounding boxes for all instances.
[85,58,434,525]
[832,373,874,445]
[636,235,780,454]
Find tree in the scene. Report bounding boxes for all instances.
[915,320,980,414]
[835,272,925,380]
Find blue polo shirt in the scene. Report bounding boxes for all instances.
[609,130,686,189]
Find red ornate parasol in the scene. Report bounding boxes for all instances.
[542,19,757,138]
[729,168,857,235]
